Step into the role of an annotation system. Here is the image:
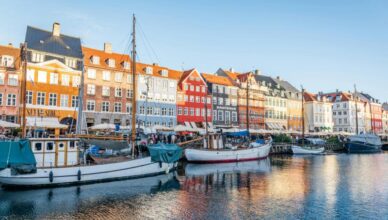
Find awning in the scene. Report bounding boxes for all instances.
[26,117,67,129]
[0,120,20,128]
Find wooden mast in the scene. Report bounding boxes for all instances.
[204,83,209,148]
[131,14,137,158]
[20,43,27,138]
[246,73,250,138]
[301,86,305,146]
[354,85,359,135]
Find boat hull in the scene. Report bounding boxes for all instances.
[185,143,271,163]
[0,157,177,188]
[291,146,325,154]
[345,142,382,153]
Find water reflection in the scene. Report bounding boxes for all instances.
[1,154,387,219]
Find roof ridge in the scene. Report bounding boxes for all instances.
[27,25,81,40]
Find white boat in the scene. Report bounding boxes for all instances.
[184,159,271,176]
[185,134,272,163]
[291,145,325,154]
[0,138,180,188]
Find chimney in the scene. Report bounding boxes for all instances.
[276,76,281,80]
[104,42,112,54]
[7,43,13,47]
[254,69,261,75]
[336,89,339,93]
[52,22,60,37]
[153,63,158,66]
[229,68,234,73]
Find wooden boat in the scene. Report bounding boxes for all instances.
[185,134,272,163]
[291,145,325,154]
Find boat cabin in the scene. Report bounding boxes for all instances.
[30,138,80,168]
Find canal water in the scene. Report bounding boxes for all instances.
[1,153,387,219]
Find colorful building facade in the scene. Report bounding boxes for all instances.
[0,44,21,123]
[304,92,333,132]
[24,23,83,134]
[82,44,132,128]
[201,73,238,128]
[177,69,212,128]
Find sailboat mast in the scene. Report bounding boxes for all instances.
[301,86,305,146]
[20,43,27,138]
[354,85,359,135]
[131,14,137,157]
[76,56,85,135]
[246,74,250,137]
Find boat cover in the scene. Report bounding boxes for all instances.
[0,140,36,170]
[147,143,182,163]
[81,138,129,150]
[225,130,249,137]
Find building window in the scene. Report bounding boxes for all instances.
[72,76,80,87]
[127,74,133,84]
[218,98,223,105]
[37,71,47,83]
[1,55,14,67]
[114,103,122,112]
[225,111,231,123]
[122,61,130,69]
[86,100,95,111]
[190,108,195,116]
[115,72,123,82]
[127,89,133,98]
[184,108,188,115]
[190,85,194,91]
[91,56,100,64]
[115,88,122,97]
[101,102,110,112]
[184,84,188,91]
[65,58,76,68]
[37,92,46,105]
[107,59,115,68]
[71,96,78,108]
[49,93,57,106]
[190,96,194,102]
[201,108,205,116]
[168,108,174,116]
[26,69,34,82]
[213,110,217,119]
[49,73,58,85]
[207,109,211,117]
[196,96,200,103]
[140,106,145,114]
[161,69,168,77]
[0,93,2,105]
[61,74,70,86]
[154,107,160,115]
[218,110,224,121]
[60,94,68,107]
[0,73,4,85]
[126,104,131,113]
[87,69,96,79]
[32,52,44,62]
[162,108,167,116]
[196,108,200,116]
[87,84,96,95]
[178,107,182,115]
[147,106,153,115]
[196,86,200,92]
[26,91,33,104]
[145,67,153,74]
[202,86,206,93]
[6,94,16,106]
[102,86,110,96]
[184,95,188,102]
[7,74,18,86]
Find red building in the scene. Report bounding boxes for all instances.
[177,69,212,128]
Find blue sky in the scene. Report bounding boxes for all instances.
[1,0,387,102]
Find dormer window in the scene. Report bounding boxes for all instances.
[90,56,100,65]
[65,58,77,68]
[160,69,168,77]
[145,67,153,75]
[1,55,14,67]
[32,52,44,63]
[106,58,115,68]
[122,61,130,70]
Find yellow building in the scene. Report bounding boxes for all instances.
[24,23,83,136]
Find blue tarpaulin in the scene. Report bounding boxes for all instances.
[147,143,182,163]
[0,140,36,169]
[225,130,249,137]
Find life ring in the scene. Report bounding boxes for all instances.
[49,171,54,183]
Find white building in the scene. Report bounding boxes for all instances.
[304,92,333,132]
[324,92,366,134]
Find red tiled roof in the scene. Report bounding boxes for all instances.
[201,73,233,86]
[82,46,131,71]
[136,62,182,80]
[303,92,317,102]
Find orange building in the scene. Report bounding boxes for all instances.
[0,44,21,123]
[24,23,83,136]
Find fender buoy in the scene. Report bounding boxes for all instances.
[49,171,54,183]
[77,170,82,181]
